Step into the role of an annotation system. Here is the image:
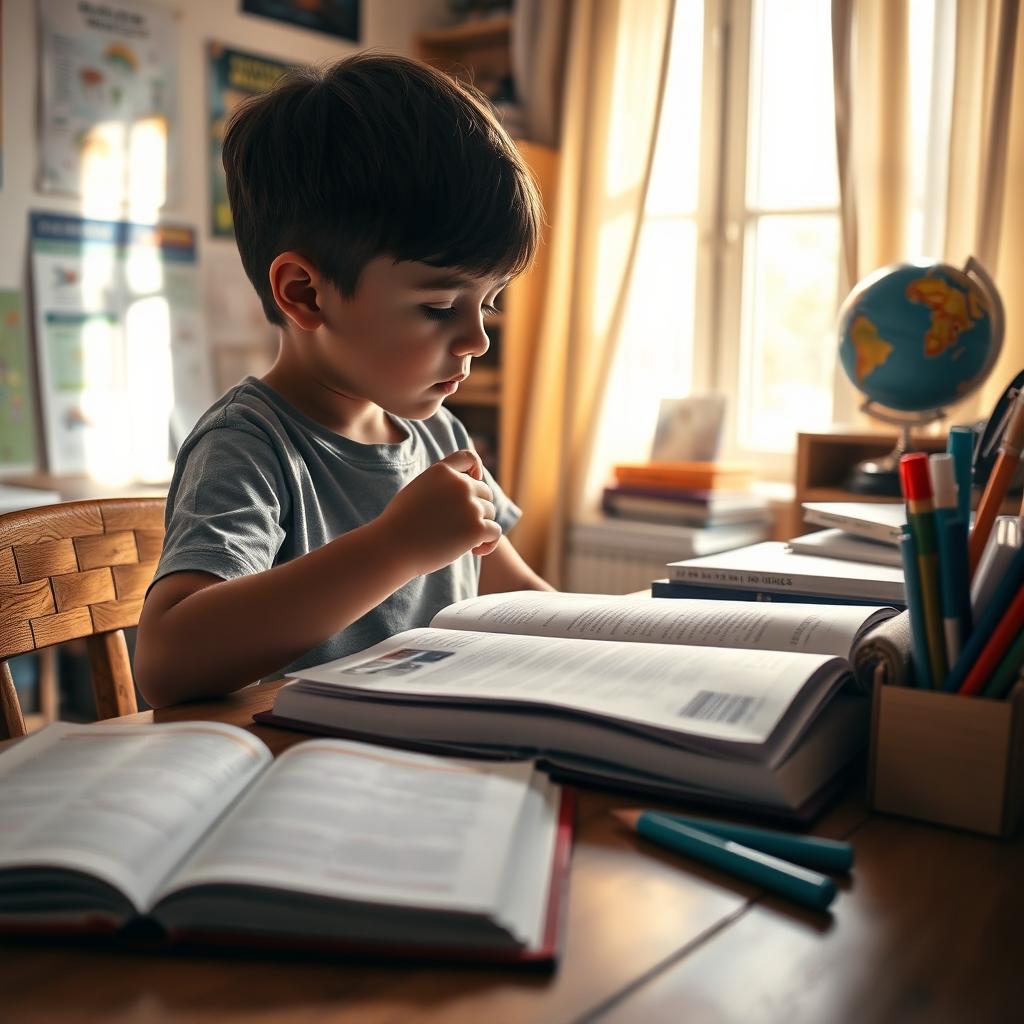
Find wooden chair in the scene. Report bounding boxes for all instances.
[0,497,165,739]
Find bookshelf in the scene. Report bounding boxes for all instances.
[415,16,559,489]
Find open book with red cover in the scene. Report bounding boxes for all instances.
[0,722,572,965]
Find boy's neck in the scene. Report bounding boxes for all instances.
[260,362,405,445]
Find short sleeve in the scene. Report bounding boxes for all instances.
[153,427,290,586]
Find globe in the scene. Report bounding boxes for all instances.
[837,259,1003,418]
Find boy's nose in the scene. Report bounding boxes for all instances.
[450,320,490,359]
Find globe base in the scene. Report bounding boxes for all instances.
[843,420,916,497]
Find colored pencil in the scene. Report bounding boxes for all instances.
[970,393,1024,575]
[947,425,975,527]
[958,585,1024,696]
[945,544,1024,692]
[981,629,1024,699]
[612,809,837,912]
[658,813,854,872]
[899,526,933,689]
[899,454,948,686]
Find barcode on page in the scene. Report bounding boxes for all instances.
[679,690,758,724]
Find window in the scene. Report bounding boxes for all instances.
[600,0,954,480]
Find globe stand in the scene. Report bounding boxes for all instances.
[843,404,946,497]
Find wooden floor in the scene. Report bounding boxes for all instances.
[2,681,1021,1024]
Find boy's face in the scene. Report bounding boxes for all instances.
[311,256,505,420]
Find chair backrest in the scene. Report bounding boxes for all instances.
[0,497,165,739]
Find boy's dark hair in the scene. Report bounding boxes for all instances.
[222,52,543,326]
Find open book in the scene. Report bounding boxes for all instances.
[260,592,900,821]
[0,721,571,964]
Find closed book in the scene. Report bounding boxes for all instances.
[0,722,571,965]
[613,461,752,491]
[651,578,903,611]
[571,514,770,560]
[801,502,907,546]
[666,542,905,605]
[258,591,900,822]
[786,529,903,567]
[602,487,772,527]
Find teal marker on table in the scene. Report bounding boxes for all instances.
[660,813,854,873]
[613,809,838,912]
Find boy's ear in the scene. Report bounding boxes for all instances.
[268,252,324,331]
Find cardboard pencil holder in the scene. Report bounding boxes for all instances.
[869,671,1024,837]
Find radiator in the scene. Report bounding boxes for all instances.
[563,515,772,595]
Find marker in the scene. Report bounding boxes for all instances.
[658,813,854,873]
[612,809,837,912]
[899,453,948,687]
[899,525,933,688]
[947,426,975,527]
[929,453,972,660]
[982,629,1024,699]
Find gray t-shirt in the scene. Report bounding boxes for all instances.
[154,377,521,673]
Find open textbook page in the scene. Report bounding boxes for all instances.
[282,626,853,766]
[0,721,270,919]
[429,591,898,659]
[153,739,560,950]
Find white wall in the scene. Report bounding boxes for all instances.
[0,0,448,368]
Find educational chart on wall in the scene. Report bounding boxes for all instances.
[29,213,212,478]
[208,43,292,238]
[0,291,39,474]
[38,0,178,203]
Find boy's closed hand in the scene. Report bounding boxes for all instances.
[381,450,502,575]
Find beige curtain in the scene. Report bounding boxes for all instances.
[507,0,677,585]
[946,0,1023,415]
[833,0,1023,421]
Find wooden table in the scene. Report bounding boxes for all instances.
[3,683,1021,1023]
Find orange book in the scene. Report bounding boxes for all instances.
[613,461,752,492]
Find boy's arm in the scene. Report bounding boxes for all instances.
[135,450,500,708]
[478,536,555,594]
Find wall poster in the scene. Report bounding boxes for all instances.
[208,43,292,238]
[0,291,39,474]
[241,0,360,42]
[29,212,212,479]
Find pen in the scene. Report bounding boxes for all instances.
[899,453,948,686]
[899,525,934,688]
[947,425,975,528]
[929,453,972,659]
[958,584,1024,696]
[657,812,854,873]
[981,629,1024,699]
[970,392,1024,574]
[613,809,837,912]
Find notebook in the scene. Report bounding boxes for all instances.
[801,502,907,545]
[0,722,572,965]
[256,591,901,822]
[786,529,903,567]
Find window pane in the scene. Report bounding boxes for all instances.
[598,218,698,462]
[646,0,704,216]
[747,0,838,210]
[738,214,839,450]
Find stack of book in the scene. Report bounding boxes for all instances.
[602,461,774,557]
[650,503,911,608]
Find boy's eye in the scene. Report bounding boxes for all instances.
[421,306,457,321]
[421,304,501,322]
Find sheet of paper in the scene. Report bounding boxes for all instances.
[290,628,846,751]
[431,591,895,658]
[162,740,538,918]
[0,722,270,911]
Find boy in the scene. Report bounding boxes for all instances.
[135,53,552,709]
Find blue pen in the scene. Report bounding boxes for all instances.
[930,454,973,659]
[944,542,1024,692]
[948,426,975,527]
[899,526,933,688]
[614,810,837,912]
[661,813,854,873]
